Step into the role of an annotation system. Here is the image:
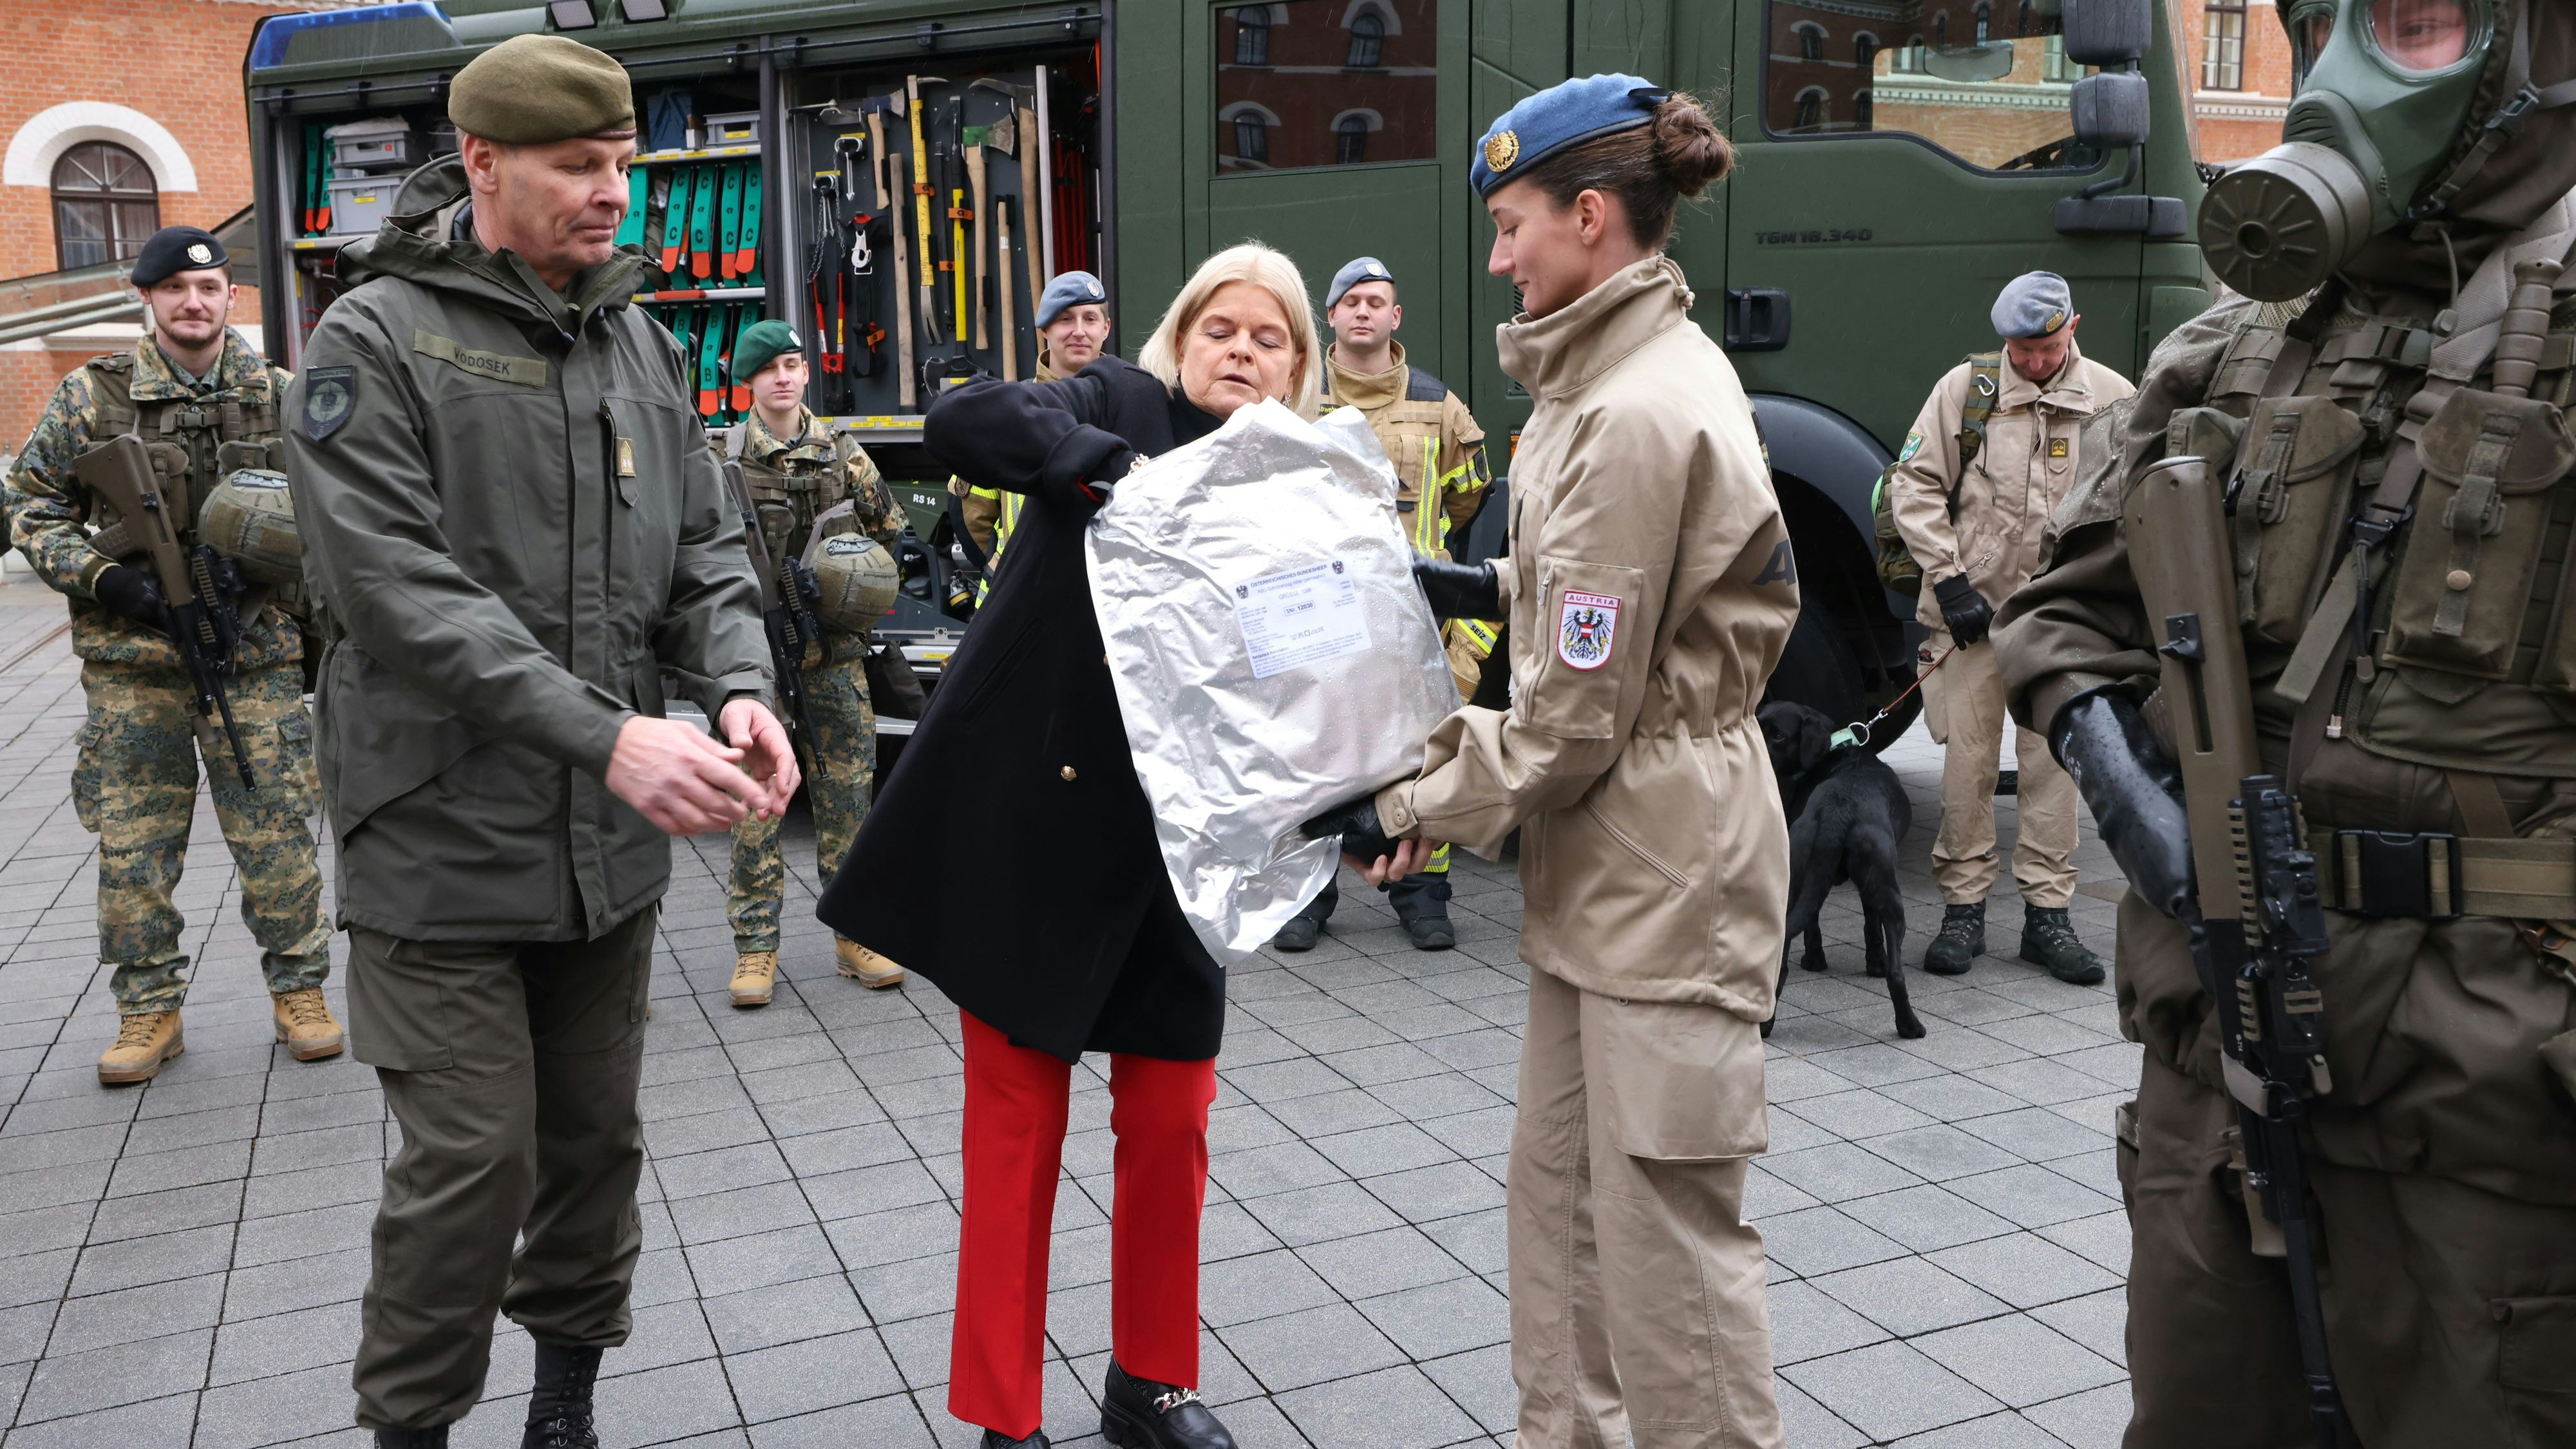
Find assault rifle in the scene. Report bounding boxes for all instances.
[2126,455,2347,1449]
[723,461,821,757]
[75,434,257,788]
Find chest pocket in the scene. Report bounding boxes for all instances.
[2382,388,2576,683]
[601,395,694,609]
[2226,395,2364,649]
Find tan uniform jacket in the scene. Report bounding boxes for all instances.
[1375,257,1801,1019]
[1888,342,2133,625]
[1322,341,1490,551]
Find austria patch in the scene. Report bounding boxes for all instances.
[1557,590,1621,670]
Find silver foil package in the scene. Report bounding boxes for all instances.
[1085,400,1459,965]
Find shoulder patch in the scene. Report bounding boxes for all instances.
[301,367,356,442]
[1403,366,1448,403]
[1557,590,1621,670]
[1898,432,1923,462]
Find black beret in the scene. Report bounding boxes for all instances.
[130,227,229,287]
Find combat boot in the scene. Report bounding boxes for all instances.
[2020,904,2106,986]
[375,1428,448,1448]
[835,938,905,989]
[1922,902,1985,976]
[522,1341,601,1449]
[1399,912,1456,951]
[1269,916,1322,952]
[97,1010,183,1085]
[272,988,345,1061]
[1101,1360,1236,1448]
[730,950,777,1009]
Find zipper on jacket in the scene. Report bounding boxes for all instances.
[600,400,618,600]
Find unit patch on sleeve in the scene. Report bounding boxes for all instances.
[1898,432,1923,462]
[301,367,355,442]
[1557,590,1621,670]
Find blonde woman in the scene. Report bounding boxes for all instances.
[821,243,1319,1449]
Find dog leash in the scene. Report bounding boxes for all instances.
[1829,645,1960,752]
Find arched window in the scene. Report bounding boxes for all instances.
[2018,1,2038,33]
[1974,3,1992,42]
[1235,113,1270,164]
[1854,32,1880,68]
[1335,113,1371,164]
[1234,6,1272,66]
[1854,90,1875,128]
[1935,12,1949,47]
[1792,88,1827,129]
[1794,21,1826,60]
[52,141,158,271]
[1347,10,1385,67]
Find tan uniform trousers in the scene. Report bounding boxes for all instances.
[1921,631,2079,908]
[1510,967,1781,1449]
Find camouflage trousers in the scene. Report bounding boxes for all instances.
[728,632,876,953]
[72,652,331,1014]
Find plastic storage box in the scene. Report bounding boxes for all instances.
[326,174,399,235]
[327,118,418,173]
[702,111,761,146]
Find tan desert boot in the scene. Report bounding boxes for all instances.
[98,1010,183,1085]
[835,938,905,989]
[730,950,778,1008]
[272,988,345,1061]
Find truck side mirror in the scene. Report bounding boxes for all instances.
[2068,71,2148,149]
[2063,0,2152,64]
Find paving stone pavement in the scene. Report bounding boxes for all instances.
[0,569,2139,1448]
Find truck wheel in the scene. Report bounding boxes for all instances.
[1761,605,1922,753]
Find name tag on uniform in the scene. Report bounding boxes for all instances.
[616,438,638,477]
[2049,437,2070,459]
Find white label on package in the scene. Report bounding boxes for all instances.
[1233,558,1372,679]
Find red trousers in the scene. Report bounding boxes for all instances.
[951,1011,1217,1439]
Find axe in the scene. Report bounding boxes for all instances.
[966,80,1023,357]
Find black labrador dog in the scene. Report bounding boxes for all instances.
[1757,701,1925,1040]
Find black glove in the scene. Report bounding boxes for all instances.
[1412,558,1502,622]
[93,565,166,625]
[2053,690,2195,919]
[1933,574,1994,647]
[1300,794,1400,863]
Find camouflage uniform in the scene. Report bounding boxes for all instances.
[722,408,902,952]
[4,331,329,1016]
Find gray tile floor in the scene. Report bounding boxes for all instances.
[0,566,2138,1447]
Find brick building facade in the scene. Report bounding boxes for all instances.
[1,0,313,449]
[2174,0,2297,162]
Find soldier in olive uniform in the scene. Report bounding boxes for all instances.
[1274,256,1495,952]
[719,319,907,1005]
[951,270,1113,600]
[4,224,340,1085]
[281,37,791,1448]
[1996,0,2576,1439]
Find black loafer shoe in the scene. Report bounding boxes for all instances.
[1271,916,1321,952]
[1101,1360,1236,1449]
[979,1430,1051,1448]
[1400,913,1456,951]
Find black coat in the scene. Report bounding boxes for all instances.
[817,357,1226,1062]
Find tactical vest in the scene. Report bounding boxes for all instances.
[2181,281,2576,776]
[84,350,299,614]
[724,420,855,569]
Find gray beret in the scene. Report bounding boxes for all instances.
[450,35,636,146]
[1991,270,2074,339]
[1326,256,1395,310]
[1035,270,1107,328]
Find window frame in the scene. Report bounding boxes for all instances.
[1757,0,2108,175]
[1233,6,1272,66]
[2202,0,2248,90]
[51,140,160,272]
[1346,8,1385,67]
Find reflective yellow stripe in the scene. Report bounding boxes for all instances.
[1423,840,1451,875]
[1413,436,1443,554]
[1457,619,1498,651]
[975,491,1028,607]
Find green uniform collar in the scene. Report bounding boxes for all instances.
[131,328,269,401]
[343,155,645,336]
[741,406,833,464]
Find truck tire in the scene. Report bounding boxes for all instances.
[1761,604,1922,754]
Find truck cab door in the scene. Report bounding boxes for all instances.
[1725,0,2147,452]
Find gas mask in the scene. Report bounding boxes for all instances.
[2201,0,2571,299]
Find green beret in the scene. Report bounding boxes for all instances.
[450,35,636,145]
[729,319,802,381]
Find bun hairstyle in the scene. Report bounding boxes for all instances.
[1520,90,1734,250]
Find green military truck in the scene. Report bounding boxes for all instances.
[243,0,2206,734]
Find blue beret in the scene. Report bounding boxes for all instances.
[1470,73,1670,197]
[1327,256,1394,310]
[1991,271,2074,339]
[1036,270,1108,329]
